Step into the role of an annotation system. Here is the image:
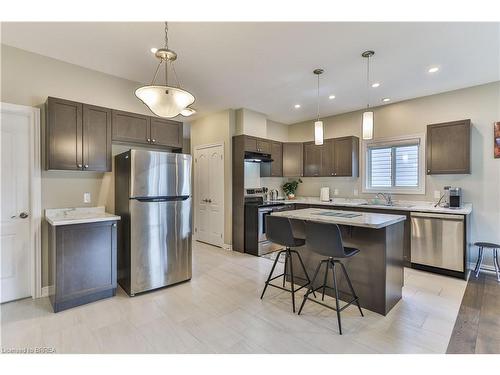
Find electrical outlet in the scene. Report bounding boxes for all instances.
[84,192,91,203]
[334,189,339,196]
[353,189,359,196]
[434,190,441,199]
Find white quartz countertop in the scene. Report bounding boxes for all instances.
[45,206,121,226]
[272,208,406,229]
[266,197,472,215]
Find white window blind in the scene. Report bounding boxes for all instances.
[367,142,420,190]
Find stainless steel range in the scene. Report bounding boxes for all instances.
[244,188,294,256]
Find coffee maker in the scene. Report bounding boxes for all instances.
[448,187,462,208]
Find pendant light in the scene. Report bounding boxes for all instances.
[313,68,324,145]
[361,50,375,140]
[135,22,196,118]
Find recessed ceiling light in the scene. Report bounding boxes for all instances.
[371,82,380,88]
[328,95,336,99]
[150,48,158,53]
[428,67,439,73]
[294,104,301,109]
[382,98,391,102]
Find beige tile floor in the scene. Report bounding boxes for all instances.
[0,241,467,354]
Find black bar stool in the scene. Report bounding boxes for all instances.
[260,215,316,313]
[474,242,500,281]
[298,221,363,335]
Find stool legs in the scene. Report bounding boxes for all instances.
[474,246,484,278]
[339,262,364,317]
[261,248,316,312]
[331,261,342,335]
[298,259,363,335]
[494,249,500,282]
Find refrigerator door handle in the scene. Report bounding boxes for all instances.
[133,195,190,202]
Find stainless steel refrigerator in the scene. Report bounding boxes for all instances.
[115,149,192,296]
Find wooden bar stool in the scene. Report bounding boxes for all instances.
[474,242,500,281]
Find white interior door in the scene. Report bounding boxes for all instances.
[194,144,224,247]
[1,107,32,303]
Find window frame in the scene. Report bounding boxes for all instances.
[361,134,426,195]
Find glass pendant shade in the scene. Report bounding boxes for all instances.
[180,106,196,117]
[314,121,324,145]
[135,85,195,118]
[362,111,374,140]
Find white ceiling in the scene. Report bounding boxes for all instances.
[2,22,499,124]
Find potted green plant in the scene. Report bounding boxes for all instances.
[282,178,302,200]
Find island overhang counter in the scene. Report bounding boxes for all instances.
[271,208,406,316]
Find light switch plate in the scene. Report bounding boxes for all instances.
[84,192,91,203]
[434,190,441,199]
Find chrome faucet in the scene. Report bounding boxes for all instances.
[375,193,393,206]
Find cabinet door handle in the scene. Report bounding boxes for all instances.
[147,138,151,143]
[152,139,156,143]
[427,169,431,173]
[77,163,83,168]
[84,164,89,169]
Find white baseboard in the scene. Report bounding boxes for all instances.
[40,285,54,298]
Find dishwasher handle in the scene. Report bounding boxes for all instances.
[410,212,464,220]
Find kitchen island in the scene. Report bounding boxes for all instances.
[272,208,406,315]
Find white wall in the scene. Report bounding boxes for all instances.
[188,109,235,245]
[288,82,500,267]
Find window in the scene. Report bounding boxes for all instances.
[363,135,425,194]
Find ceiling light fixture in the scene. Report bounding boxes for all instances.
[329,95,336,99]
[294,104,301,109]
[313,68,324,146]
[371,82,380,88]
[136,22,195,118]
[382,98,391,102]
[361,50,375,140]
[428,66,439,73]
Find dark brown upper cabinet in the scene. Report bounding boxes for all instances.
[46,97,83,171]
[283,142,304,177]
[150,117,183,148]
[330,136,359,177]
[83,104,112,172]
[260,141,283,177]
[46,97,111,171]
[303,142,323,177]
[244,136,271,154]
[111,110,150,145]
[111,109,183,149]
[426,119,471,175]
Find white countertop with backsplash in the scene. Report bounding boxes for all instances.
[45,206,120,226]
[265,196,472,215]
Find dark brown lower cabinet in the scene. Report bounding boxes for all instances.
[48,221,117,313]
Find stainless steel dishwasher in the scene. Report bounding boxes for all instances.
[410,212,464,272]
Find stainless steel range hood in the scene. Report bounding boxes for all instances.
[244,151,273,163]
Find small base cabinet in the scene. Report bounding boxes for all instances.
[48,220,117,312]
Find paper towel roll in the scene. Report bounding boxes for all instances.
[320,187,330,202]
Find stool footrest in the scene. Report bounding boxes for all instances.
[264,281,310,294]
[303,294,360,313]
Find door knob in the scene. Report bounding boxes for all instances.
[19,212,29,219]
[208,199,212,203]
